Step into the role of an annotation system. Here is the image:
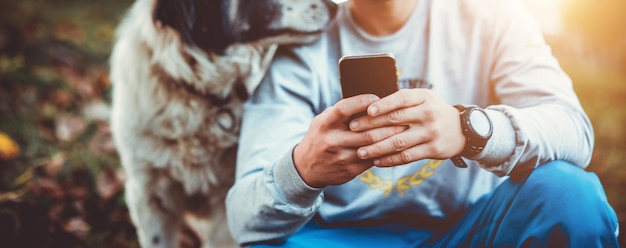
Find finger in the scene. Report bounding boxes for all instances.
[330,94,379,124]
[332,149,375,178]
[328,160,375,186]
[372,144,437,167]
[349,156,377,174]
[350,106,421,131]
[367,89,426,117]
[342,125,409,147]
[354,160,376,175]
[356,127,428,160]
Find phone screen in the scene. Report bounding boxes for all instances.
[339,53,398,99]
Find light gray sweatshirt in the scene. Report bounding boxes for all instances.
[226,0,594,245]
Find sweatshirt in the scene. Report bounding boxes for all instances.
[226,0,594,245]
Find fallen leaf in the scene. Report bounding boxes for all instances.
[96,168,124,200]
[28,178,64,200]
[0,187,28,203]
[0,131,20,160]
[67,185,88,200]
[52,89,72,107]
[82,100,111,122]
[54,22,85,44]
[43,152,66,177]
[88,122,117,154]
[55,115,86,142]
[0,55,25,72]
[57,66,97,98]
[62,217,90,238]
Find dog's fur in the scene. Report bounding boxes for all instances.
[109,0,336,247]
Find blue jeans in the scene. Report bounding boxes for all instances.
[252,161,619,247]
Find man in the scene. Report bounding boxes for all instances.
[226,0,620,247]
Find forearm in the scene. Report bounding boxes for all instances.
[473,102,593,176]
[224,43,334,244]
[226,150,323,245]
[470,0,594,176]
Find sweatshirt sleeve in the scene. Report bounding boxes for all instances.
[470,0,594,176]
[225,46,326,245]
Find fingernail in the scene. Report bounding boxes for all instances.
[369,95,378,103]
[350,120,359,130]
[358,149,367,158]
[373,159,381,166]
[369,106,378,116]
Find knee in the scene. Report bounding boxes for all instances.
[524,160,606,205]
[518,160,618,240]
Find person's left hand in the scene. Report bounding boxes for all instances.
[348,88,466,167]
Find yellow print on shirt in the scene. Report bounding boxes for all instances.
[359,159,444,196]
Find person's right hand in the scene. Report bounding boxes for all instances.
[293,94,408,188]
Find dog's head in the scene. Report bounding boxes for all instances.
[153,0,337,53]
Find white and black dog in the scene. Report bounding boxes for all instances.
[109,0,336,247]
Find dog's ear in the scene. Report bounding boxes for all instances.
[154,0,232,53]
[154,0,195,44]
[189,0,233,53]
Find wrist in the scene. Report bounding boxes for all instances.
[292,143,324,188]
[450,105,493,168]
[275,149,323,207]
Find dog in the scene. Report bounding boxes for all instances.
[109,0,336,247]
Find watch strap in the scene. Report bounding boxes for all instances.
[451,105,492,168]
[450,155,468,168]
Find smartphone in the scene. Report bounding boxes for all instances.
[339,53,398,99]
[339,53,398,122]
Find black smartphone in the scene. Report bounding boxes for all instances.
[339,53,399,99]
[339,53,398,123]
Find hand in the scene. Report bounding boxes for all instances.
[293,94,408,188]
[348,89,466,167]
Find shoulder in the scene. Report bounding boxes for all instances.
[430,0,529,25]
[272,20,340,78]
[252,26,341,111]
[428,0,539,47]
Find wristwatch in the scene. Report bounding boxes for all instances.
[450,105,493,168]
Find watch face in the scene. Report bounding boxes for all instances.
[469,109,492,138]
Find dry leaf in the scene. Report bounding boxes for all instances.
[82,100,111,122]
[43,153,66,177]
[57,66,97,98]
[0,131,20,160]
[62,217,90,238]
[54,22,85,44]
[96,168,125,200]
[67,185,88,200]
[55,115,86,142]
[28,178,64,200]
[88,122,117,154]
[52,90,72,107]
